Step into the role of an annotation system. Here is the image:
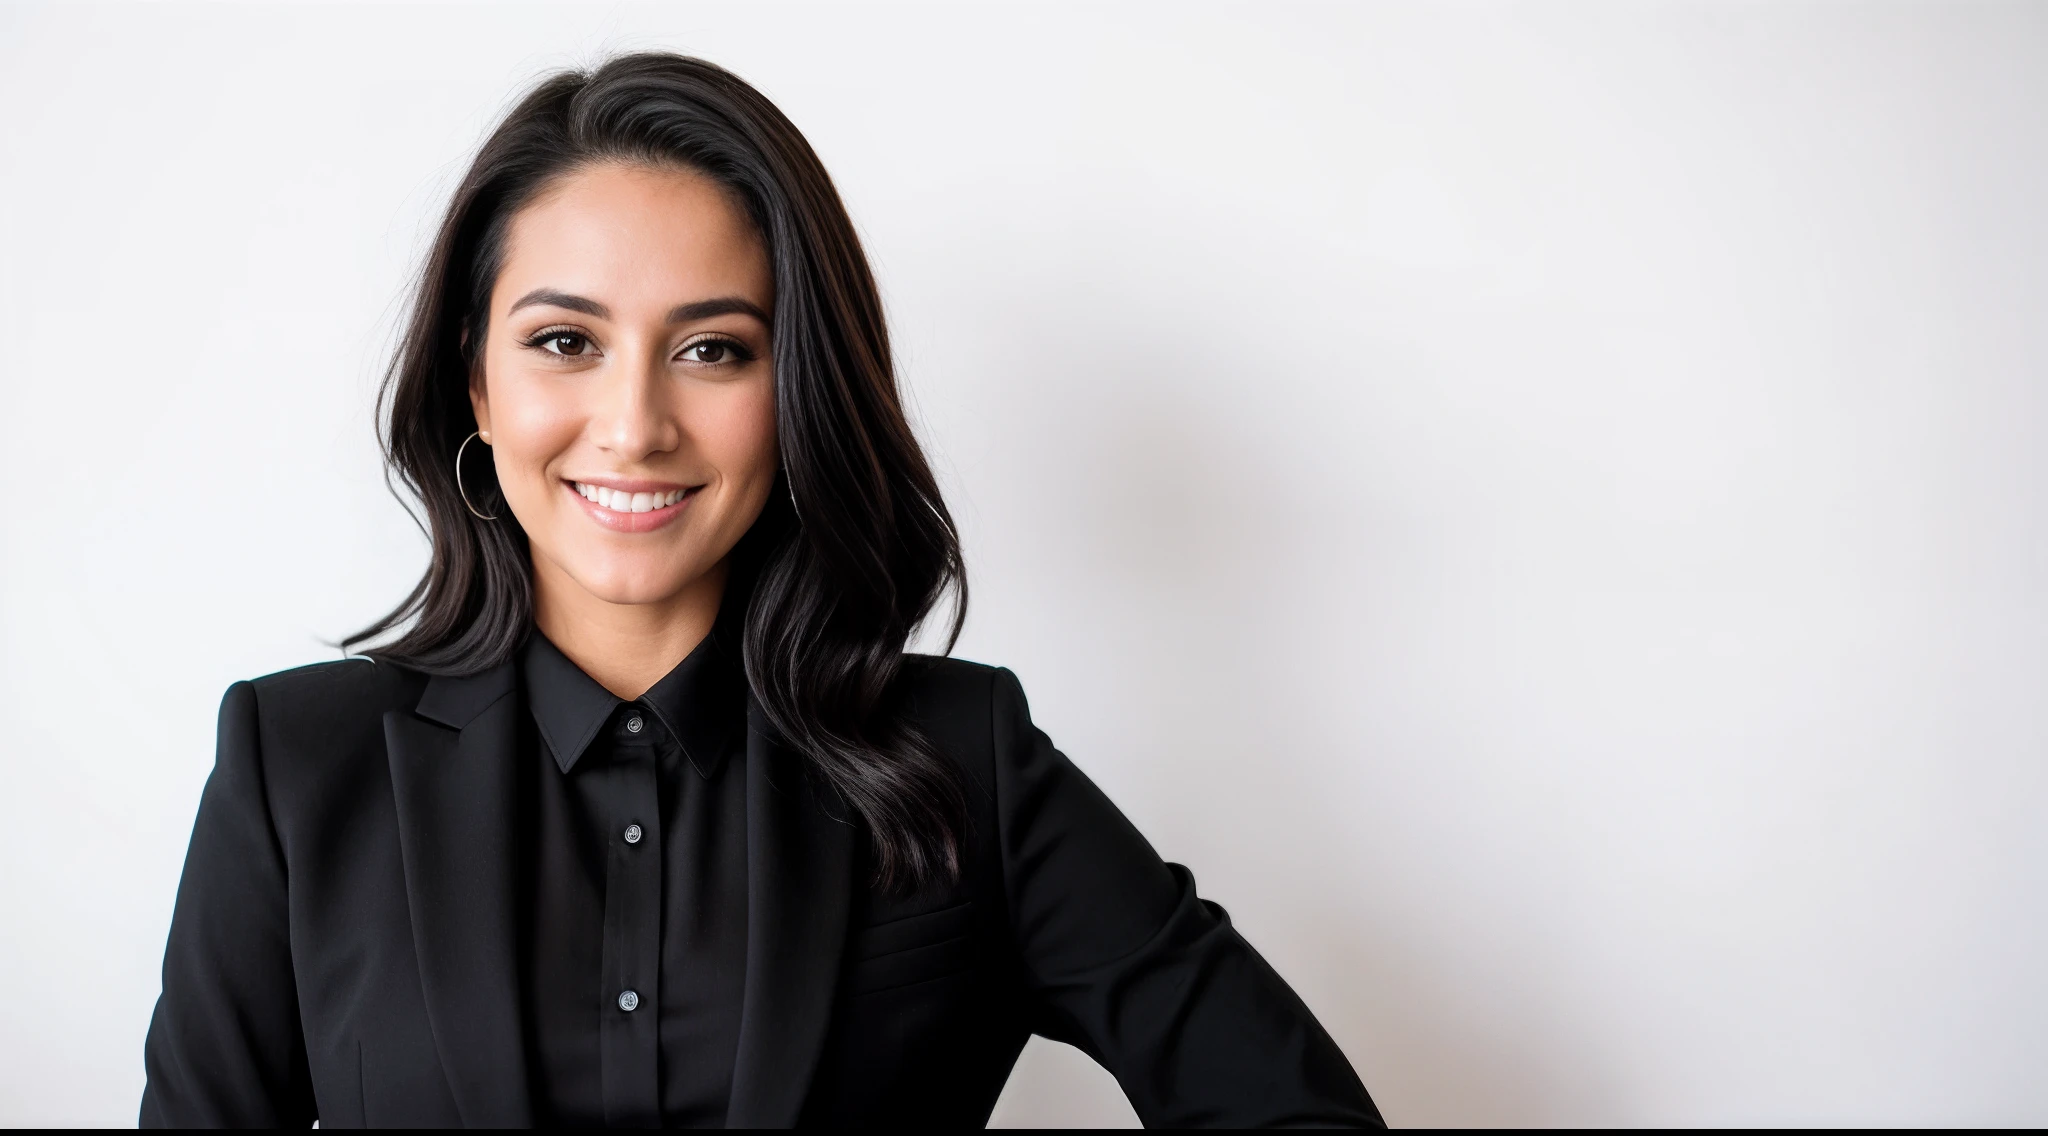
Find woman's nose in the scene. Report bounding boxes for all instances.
[593,354,681,460]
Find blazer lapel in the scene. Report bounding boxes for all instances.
[384,664,533,1128]
[725,702,857,1128]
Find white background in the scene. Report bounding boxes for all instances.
[3,1,2045,1126]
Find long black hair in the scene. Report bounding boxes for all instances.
[344,53,968,891]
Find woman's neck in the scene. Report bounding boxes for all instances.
[531,556,729,700]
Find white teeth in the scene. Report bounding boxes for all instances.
[573,483,688,512]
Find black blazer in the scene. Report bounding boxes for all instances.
[141,654,1381,1128]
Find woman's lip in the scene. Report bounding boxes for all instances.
[564,480,699,533]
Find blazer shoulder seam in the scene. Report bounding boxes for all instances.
[986,665,1018,944]
[235,679,295,872]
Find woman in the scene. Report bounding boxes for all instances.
[140,53,1381,1129]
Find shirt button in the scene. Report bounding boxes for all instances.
[623,823,643,845]
[617,989,640,1012]
[625,715,644,734]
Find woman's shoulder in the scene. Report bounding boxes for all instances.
[896,653,1028,722]
[232,657,433,752]
[243,656,429,711]
[899,651,1001,693]
[896,653,1038,787]
[198,659,437,818]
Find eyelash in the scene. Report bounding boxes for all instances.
[678,333,756,365]
[519,326,591,356]
[517,326,756,365]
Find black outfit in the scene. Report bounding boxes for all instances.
[141,629,1382,1127]
[518,628,750,1127]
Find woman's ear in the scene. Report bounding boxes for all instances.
[468,366,493,444]
[460,322,494,441]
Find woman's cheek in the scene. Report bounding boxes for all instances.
[488,372,586,517]
[703,376,779,481]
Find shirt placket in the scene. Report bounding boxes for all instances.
[598,706,664,1127]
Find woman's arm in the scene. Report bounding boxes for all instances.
[989,667,1385,1128]
[140,681,316,1128]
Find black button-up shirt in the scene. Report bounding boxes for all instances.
[516,619,750,1128]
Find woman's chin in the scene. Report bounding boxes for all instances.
[594,576,705,609]
[550,557,710,609]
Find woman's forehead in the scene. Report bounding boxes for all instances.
[496,162,772,316]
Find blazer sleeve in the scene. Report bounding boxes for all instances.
[989,666,1384,1128]
[140,681,316,1128]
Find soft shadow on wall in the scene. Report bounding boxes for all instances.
[955,325,1628,1127]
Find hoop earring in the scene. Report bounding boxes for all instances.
[456,431,498,521]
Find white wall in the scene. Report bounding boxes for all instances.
[3,1,2045,1126]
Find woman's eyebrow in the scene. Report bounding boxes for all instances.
[666,297,769,325]
[505,290,765,326]
[509,288,610,319]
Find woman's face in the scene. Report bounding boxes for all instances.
[471,162,778,610]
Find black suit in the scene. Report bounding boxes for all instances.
[141,653,1382,1128]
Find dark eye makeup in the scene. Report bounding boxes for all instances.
[515,326,758,367]
[678,335,756,365]
[520,326,594,357]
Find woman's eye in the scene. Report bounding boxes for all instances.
[684,341,735,364]
[542,333,591,356]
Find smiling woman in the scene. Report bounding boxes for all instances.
[137,53,1381,1129]
[471,166,782,692]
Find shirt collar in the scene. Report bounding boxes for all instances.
[519,610,747,780]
